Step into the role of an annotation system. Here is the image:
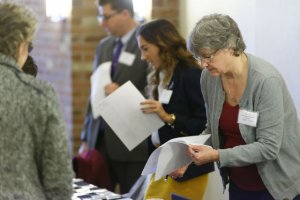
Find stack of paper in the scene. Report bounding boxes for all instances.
[142,135,211,180]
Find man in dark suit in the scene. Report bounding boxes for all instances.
[79,0,149,194]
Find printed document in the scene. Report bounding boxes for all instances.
[97,81,164,151]
[142,134,211,180]
[90,61,112,119]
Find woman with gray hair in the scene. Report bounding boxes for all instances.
[0,2,73,199]
[172,14,300,199]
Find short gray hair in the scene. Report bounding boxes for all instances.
[189,14,246,56]
[0,2,37,59]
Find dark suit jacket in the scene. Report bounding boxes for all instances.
[148,61,214,180]
[81,28,149,162]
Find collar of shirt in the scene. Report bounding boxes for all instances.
[117,27,136,47]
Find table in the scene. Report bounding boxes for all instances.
[72,178,133,200]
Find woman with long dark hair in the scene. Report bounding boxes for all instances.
[137,19,214,200]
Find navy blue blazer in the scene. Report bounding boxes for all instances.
[148,60,214,180]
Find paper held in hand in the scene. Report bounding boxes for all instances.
[90,61,112,119]
[142,134,211,181]
[96,81,164,151]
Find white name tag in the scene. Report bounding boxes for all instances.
[119,51,136,66]
[238,109,259,127]
[159,89,173,104]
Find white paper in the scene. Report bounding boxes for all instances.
[97,81,164,151]
[90,62,112,119]
[141,134,211,181]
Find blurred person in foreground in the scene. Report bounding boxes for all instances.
[172,13,300,200]
[137,19,214,200]
[79,0,148,193]
[0,2,73,199]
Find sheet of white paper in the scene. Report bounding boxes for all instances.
[97,81,164,151]
[141,147,161,175]
[141,134,211,180]
[156,142,192,180]
[90,61,112,119]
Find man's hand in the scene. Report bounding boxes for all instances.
[104,82,120,96]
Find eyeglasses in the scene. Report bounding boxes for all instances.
[28,42,33,53]
[97,12,119,22]
[194,50,219,64]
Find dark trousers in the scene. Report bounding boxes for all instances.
[96,129,145,194]
[229,180,300,200]
[108,159,145,194]
[229,180,273,200]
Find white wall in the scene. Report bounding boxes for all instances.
[180,0,300,117]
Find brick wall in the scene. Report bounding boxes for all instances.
[71,0,107,154]
[15,0,73,151]
[71,0,180,154]
[152,0,179,27]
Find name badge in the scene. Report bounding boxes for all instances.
[159,89,173,104]
[119,51,136,66]
[238,109,259,127]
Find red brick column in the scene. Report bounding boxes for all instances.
[71,0,107,154]
[152,0,179,27]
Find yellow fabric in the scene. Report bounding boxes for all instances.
[144,174,208,200]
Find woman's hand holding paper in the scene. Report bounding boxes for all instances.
[188,144,219,165]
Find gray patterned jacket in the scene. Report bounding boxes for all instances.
[0,53,74,200]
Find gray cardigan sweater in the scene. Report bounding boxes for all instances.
[0,54,74,200]
[200,53,300,200]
